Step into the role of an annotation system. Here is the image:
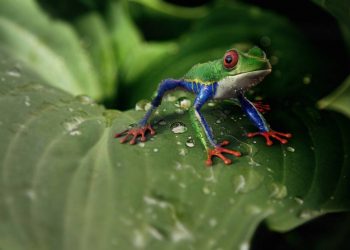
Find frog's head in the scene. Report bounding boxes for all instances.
[217,47,271,93]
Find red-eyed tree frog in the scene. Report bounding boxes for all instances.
[115,47,292,166]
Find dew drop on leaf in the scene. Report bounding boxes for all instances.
[170,122,187,134]
[268,182,288,199]
[63,116,85,135]
[294,197,304,205]
[24,96,31,107]
[298,209,321,219]
[6,66,21,77]
[135,99,151,111]
[232,175,246,193]
[186,137,195,148]
[75,95,95,105]
[202,186,211,195]
[175,97,191,110]
[179,148,188,156]
[239,242,250,250]
[287,146,295,152]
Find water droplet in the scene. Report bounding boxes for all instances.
[303,74,312,85]
[75,95,95,105]
[166,95,177,102]
[202,186,211,195]
[171,221,193,242]
[70,130,82,136]
[7,66,21,77]
[232,169,264,194]
[208,218,217,227]
[186,137,195,148]
[25,189,37,200]
[135,99,151,111]
[179,148,188,156]
[158,119,167,126]
[175,97,191,110]
[171,122,187,134]
[175,108,185,115]
[179,183,187,188]
[232,175,246,193]
[245,205,261,215]
[260,36,271,47]
[208,101,216,107]
[294,197,304,205]
[63,116,85,135]
[298,209,321,219]
[268,182,287,199]
[287,146,295,152]
[24,96,31,106]
[239,242,250,250]
[133,230,146,248]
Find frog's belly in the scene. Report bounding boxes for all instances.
[213,69,271,99]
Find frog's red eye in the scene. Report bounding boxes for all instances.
[223,50,238,69]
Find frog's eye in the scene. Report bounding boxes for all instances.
[223,50,238,69]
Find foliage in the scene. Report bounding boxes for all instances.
[0,0,349,249]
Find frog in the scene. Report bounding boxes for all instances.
[115,47,292,166]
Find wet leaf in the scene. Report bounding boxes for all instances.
[0,52,349,250]
[0,0,102,99]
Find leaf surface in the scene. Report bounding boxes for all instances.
[0,51,349,250]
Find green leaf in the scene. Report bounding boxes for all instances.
[1,51,349,250]
[129,0,209,19]
[74,12,118,99]
[318,75,350,119]
[0,0,102,99]
[107,2,178,84]
[312,0,350,50]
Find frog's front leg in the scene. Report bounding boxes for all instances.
[190,86,241,166]
[237,93,292,145]
[115,79,182,144]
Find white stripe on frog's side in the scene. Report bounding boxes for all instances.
[213,69,271,99]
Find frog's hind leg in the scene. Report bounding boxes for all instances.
[237,93,291,145]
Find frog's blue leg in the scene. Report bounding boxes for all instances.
[237,93,292,145]
[237,93,270,132]
[139,79,193,126]
[189,85,217,148]
[190,85,241,166]
[115,79,193,144]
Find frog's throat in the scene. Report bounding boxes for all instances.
[213,69,271,99]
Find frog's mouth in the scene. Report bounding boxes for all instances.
[214,69,271,99]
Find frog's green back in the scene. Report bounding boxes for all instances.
[182,60,224,85]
